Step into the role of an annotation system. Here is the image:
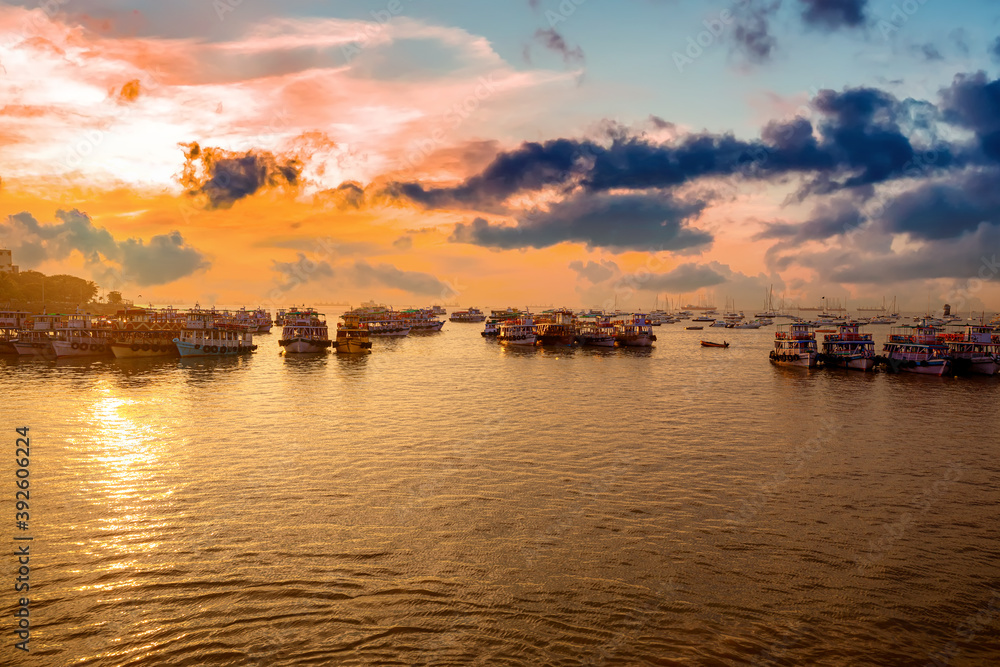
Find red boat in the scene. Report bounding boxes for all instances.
[700,340,729,348]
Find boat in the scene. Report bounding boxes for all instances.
[938,325,998,375]
[576,319,616,347]
[482,308,527,337]
[429,305,447,316]
[253,307,273,333]
[701,340,729,348]
[0,310,31,355]
[278,308,333,353]
[815,328,837,334]
[109,307,184,359]
[50,313,115,358]
[334,313,372,354]
[450,307,486,323]
[13,314,62,356]
[614,313,656,347]
[881,323,950,375]
[173,308,257,357]
[770,323,818,367]
[685,326,703,330]
[820,322,875,371]
[497,317,538,346]
[537,309,577,346]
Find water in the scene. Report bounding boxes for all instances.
[2,323,999,665]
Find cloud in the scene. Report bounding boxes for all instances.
[119,231,211,286]
[913,43,944,62]
[272,253,335,290]
[393,235,413,251]
[939,72,1000,161]
[118,79,141,102]
[799,0,868,30]
[569,259,619,284]
[316,182,366,210]
[181,142,302,209]
[449,192,712,252]
[528,28,585,66]
[730,0,780,65]
[350,260,455,297]
[1,209,209,286]
[644,263,728,292]
[991,37,1000,62]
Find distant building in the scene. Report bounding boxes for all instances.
[0,248,18,276]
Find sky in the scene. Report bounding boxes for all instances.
[1,0,999,313]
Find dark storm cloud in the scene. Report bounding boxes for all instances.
[1,210,210,285]
[799,0,868,29]
[756,198,865,242]
[181,142,302,209]
[939,72,1000,161]
[448,193,712,252]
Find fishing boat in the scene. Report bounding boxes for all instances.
[497,317,538,346]
[576,319,616,347]
[450,307,486,323]
[50,313,115,358]
[614,313,656,347]
[0,310,30,355]
[820,322,875,371]
[13,314,62,356]
[482,308,526,337]
[278,308,332,353]
[334,313,372,354]
[770,323,818,367]
[173,308,257,357]
[110,307,184,359]
[701,340,729,348]
[937,325,998,375]
[882,323,950,375]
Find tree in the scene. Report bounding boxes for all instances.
[107,291,124,305]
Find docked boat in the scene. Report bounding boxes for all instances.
[537,309,577,346]
[13,314,62,356]
[882,323,950,375]
[450,307,486,323]
[429,305,447,316]
[173,308,257,357]
[770,323,818,367]
[614,313,656,347]
[701,340,729,348]
[0,310,30,355]
[253,308,273,333]
[50,313,115,358]
[497,317,538,346]
[938,325,998,375]
[109,307,184,359]
[820,322,875,371]
[482,308,527,337]
[577,319,616,347]
[400,308,445,332]
[334,313,372,354]
[686,326,704,330]
[278,308,332,353]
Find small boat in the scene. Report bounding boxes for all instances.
[278,308,333,353]
[334,313,372,354]
[701,340,729,348]
[685,326,703,330]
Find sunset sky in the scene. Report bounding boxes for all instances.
[2,0,999,312]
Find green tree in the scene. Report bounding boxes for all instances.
[107,291,124,305]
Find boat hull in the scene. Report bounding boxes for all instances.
[537,333,576,346]
[0,340,17,355]
[174,339,253,357]
[616,335,655,347]
[824,355,875,371]
[282,339,332,354]
[499,335,537,346]
[51,340,113,358]
[886,357,950,375]
[110,342,178,358]
[579,336,615,347]
[334,340,372,354]
[14,342,52,356]
[770,351,818,368]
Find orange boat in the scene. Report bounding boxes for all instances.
[701,340,729,348]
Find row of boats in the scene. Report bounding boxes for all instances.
[770,322,1000,375]
[478,308,656,347]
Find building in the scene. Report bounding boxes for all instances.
[0,248,18,275]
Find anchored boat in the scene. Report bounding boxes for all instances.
[770,323,818,367]
[278,308,333,354]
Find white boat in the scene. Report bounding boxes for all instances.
[50,313,115,358]
[577,319,616,347]
[821,322,875,371]
[278,308,332,353]
[882,323,950,375]
[13,315,62,356]
[938,325,997,375]
[770,323,818,367]
[497,317,538,346]
[709,319,728,327]
[450,307,486,323]
[173,309,257,357]
[0,310,30,355]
